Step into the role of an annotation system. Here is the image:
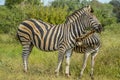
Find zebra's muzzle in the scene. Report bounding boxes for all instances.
[93,24,103,33]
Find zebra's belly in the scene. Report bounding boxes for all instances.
[74,45,100,54]
[74,46,86,53]
[38,47,58,51]
[32,39,58,51]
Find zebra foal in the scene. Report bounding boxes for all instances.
[17,5,103,77]
[74,30,100,80]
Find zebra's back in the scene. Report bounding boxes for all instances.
[17,19,64,51]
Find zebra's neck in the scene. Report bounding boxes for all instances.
[66,9,88,23]
[68,21,86,39]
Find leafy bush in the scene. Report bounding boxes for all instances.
[0,6,11,33]
[92,3,117,26]
[0,6,26,34]
[0,4,68,34]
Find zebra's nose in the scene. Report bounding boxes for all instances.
[98,24,103,32]
[94,24,103,33]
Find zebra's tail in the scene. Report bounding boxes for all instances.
[16,32,20,41]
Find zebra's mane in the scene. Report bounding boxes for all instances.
[66,5,94,23]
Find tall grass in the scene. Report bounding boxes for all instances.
[0,23,120,80]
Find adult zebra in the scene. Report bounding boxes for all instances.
[65,6,101,79]
[17,5,103,77]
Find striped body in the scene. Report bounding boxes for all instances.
[18,19,65,51]
[17,5,103,78]
[65,5,102,79]
[73,33,101,80]
[74,33,100,54]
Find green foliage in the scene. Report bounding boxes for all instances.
[5,0,24,8]
[0,6,10,33]
[91,0,117,26]
[51,0,80,11]
[109,0,120,22]
[5,0,42,8]
[0,2,68,34]
[26,0,41,5]
[17,4,68,24]
[0,6,26,34]
[51,0,91,12]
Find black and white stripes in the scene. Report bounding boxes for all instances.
[74,32,100,80]
[17,5,103,77]
[64,6,102,79]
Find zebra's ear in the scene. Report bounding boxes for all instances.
[91,7,94,13]
[88,5,91,9]
[88,5,94,13]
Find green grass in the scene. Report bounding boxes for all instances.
[0,23,120,80]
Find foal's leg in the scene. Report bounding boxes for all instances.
[90,51,99,80]
[79,52,90,79]
[22,42,33,72]
[65,49,72,77]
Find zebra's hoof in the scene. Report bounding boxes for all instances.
[65,73,71,78]
[77,77,81,80]
[55,72,59,77]
[90,74,94,80]
[91,77,94,80]
[23,69,28,73]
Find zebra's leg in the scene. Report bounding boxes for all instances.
[65,49,72,77]
[59,57,64,74]
[90,51,99,80]
[55,50,65,76]
[22,42,33,72]
[79,52,90,79]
